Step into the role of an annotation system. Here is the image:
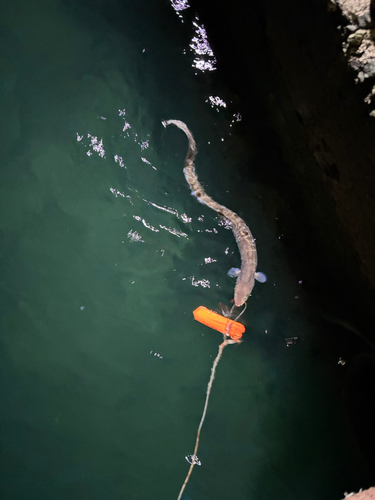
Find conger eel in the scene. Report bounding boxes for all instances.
[162,119,266,307]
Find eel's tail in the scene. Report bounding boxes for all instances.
[162,119,197,163]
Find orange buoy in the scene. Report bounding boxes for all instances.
[193,306,245,341]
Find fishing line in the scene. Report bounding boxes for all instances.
[229,302,247,322]
[177,302,247,500]
[234,302,247,321]
[176,331,241,500]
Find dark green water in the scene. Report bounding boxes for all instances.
[0,1,367,499]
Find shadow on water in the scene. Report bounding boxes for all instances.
[0,0,371,499]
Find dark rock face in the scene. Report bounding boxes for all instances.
[189,0,375,343]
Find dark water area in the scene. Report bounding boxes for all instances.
[0,1,370,499]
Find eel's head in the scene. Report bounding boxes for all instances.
[234,282,251,308]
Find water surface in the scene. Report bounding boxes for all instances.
[0,1,367,499]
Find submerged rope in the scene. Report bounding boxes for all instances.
[176,331,241,500]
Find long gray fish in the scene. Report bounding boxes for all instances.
[162,119,266,307]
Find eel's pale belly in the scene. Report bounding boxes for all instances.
[163,119,258,307]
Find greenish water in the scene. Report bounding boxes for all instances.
[0,1,367,499]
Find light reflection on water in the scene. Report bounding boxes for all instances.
[190,16,217,72]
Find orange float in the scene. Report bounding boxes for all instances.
[193,306,245,341]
